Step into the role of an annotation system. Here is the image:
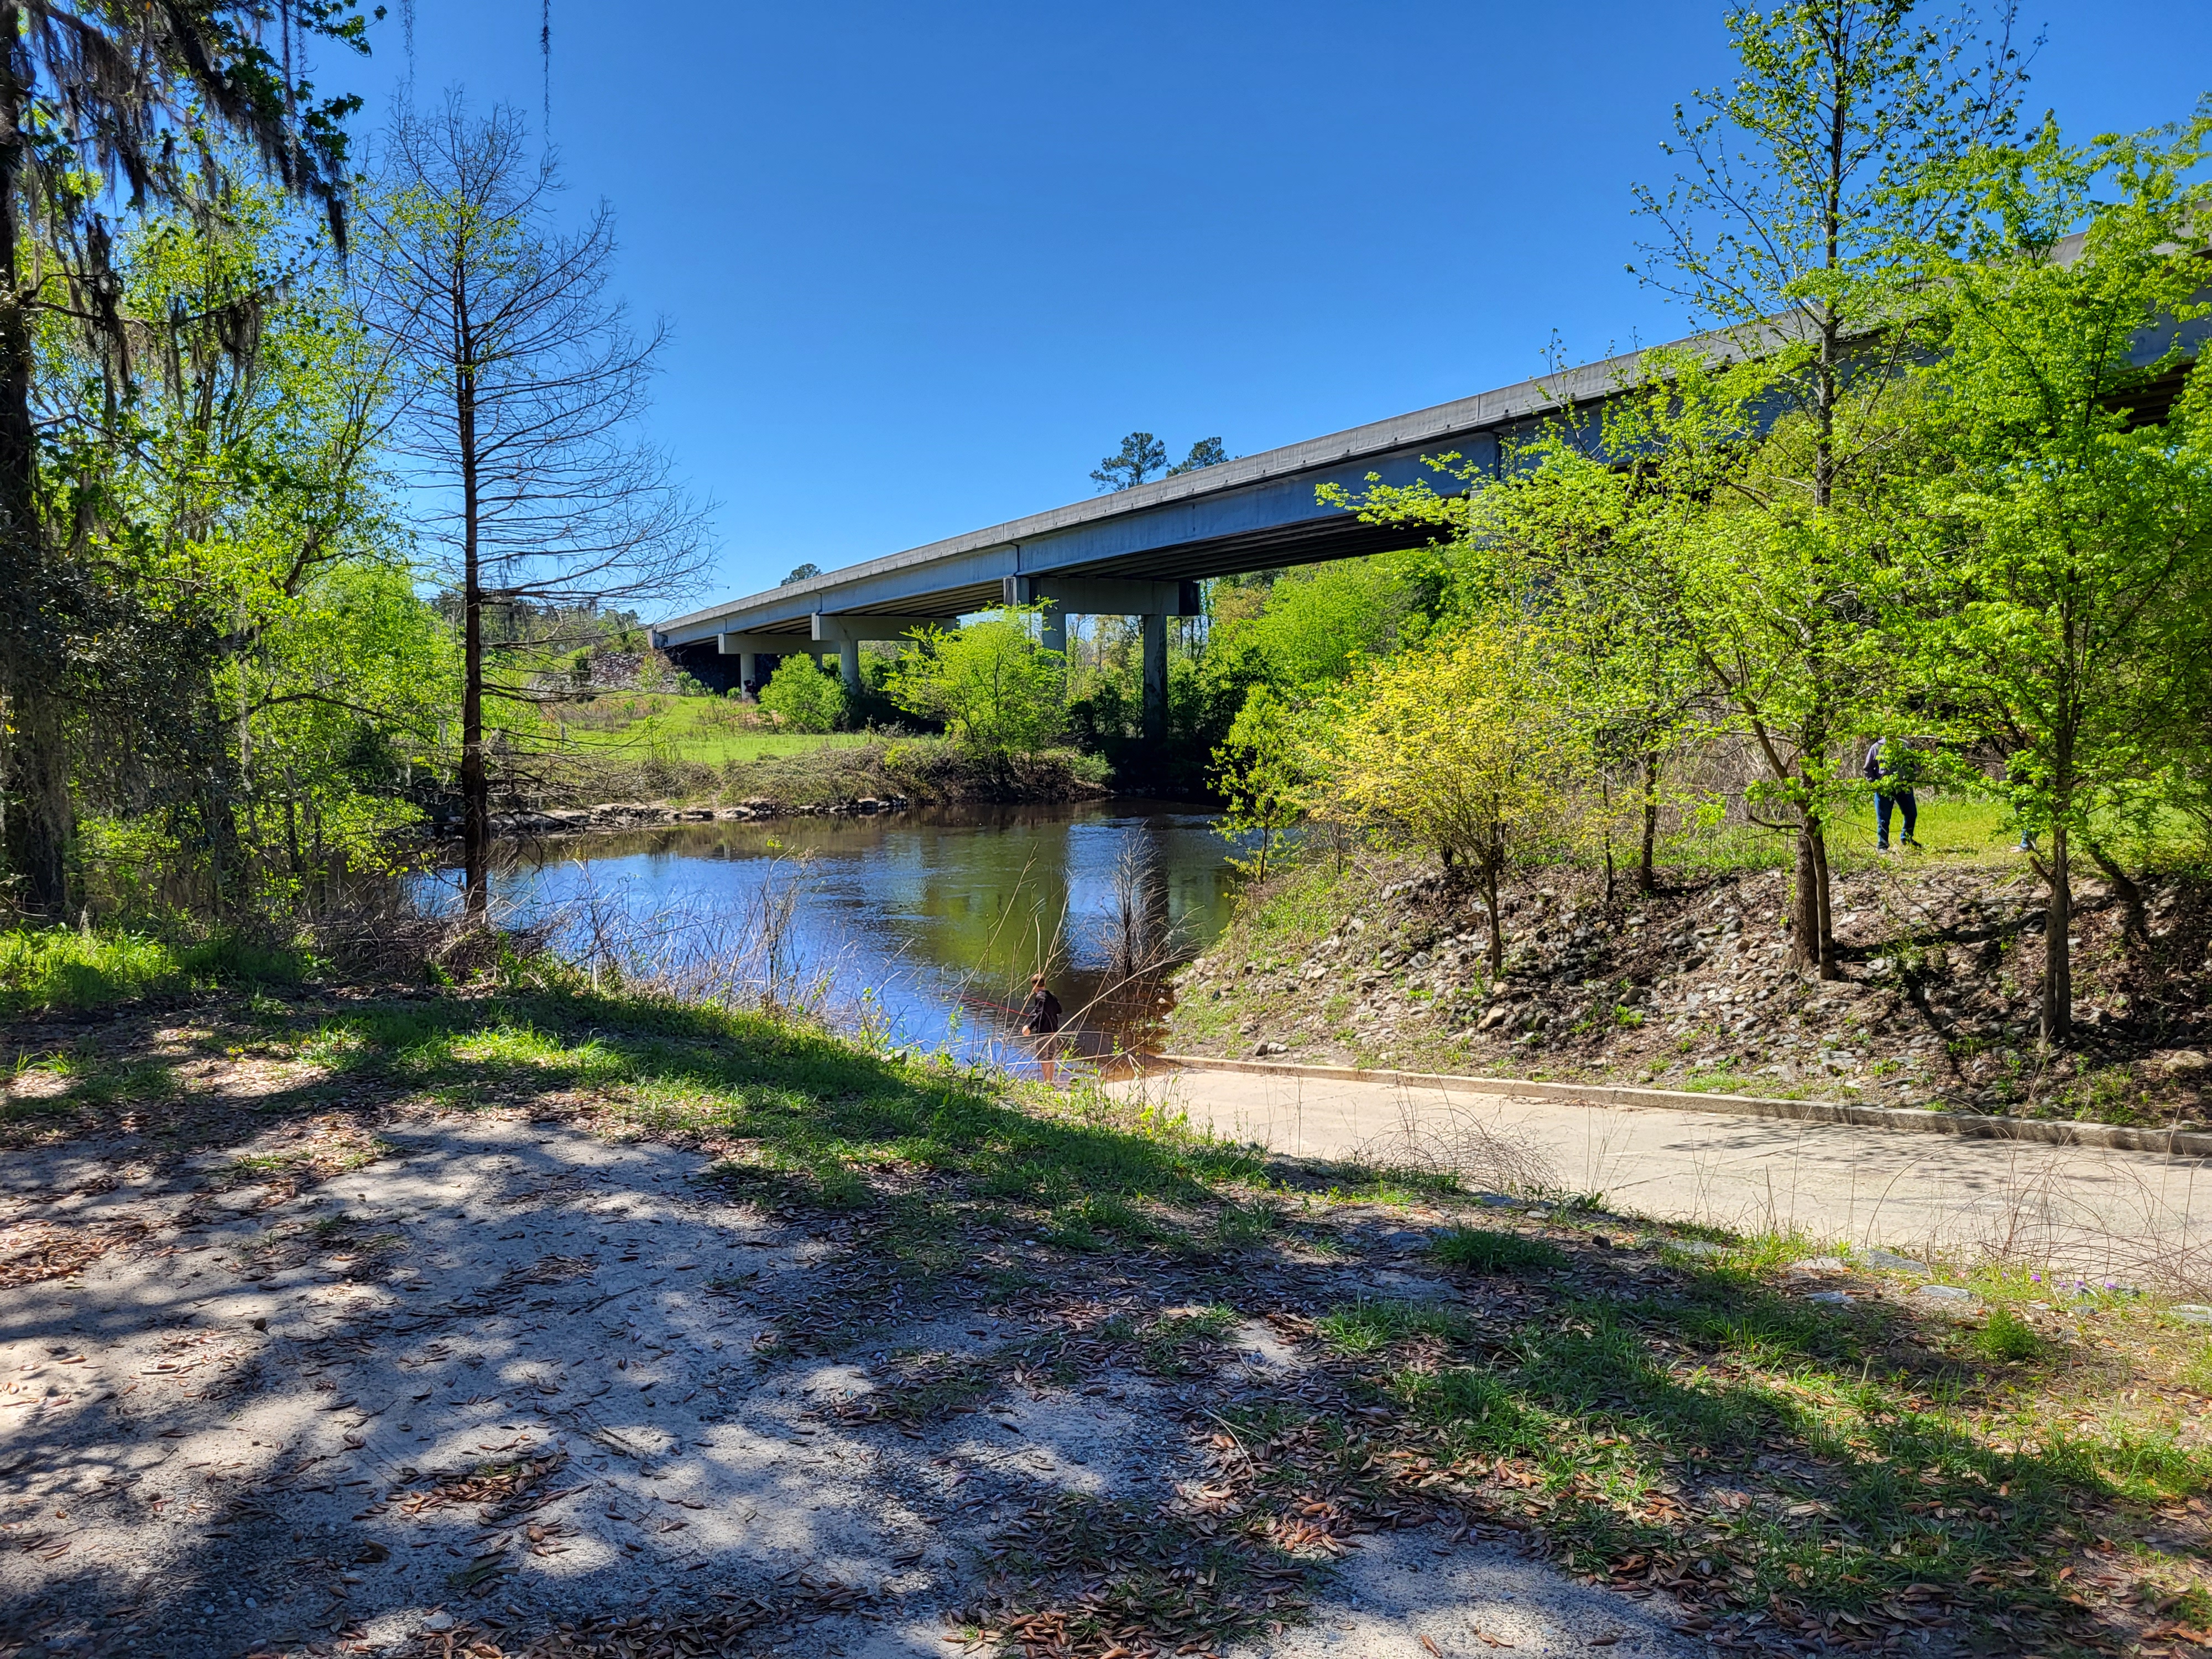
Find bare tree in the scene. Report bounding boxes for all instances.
[356,96,710,916]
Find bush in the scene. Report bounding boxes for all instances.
[757,656,847,733]
[1429,1226,1567,1274]
[884,606,1065,765]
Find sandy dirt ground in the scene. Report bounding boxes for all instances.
[1126,1063,2212,1286]
[0,1089,1697,1659]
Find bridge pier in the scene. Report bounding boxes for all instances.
[838,639,862,690]
[1040,602,1067,659]
[1142,612,1167,741]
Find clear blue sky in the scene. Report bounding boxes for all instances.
[320,2,2212,603]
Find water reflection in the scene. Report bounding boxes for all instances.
[425,800,1239,1074]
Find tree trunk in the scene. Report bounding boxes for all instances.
[458,353,488,920]
[1481,857,1503,979]
[2041,821,2072,1044]
[1637,749,1659,895]
[1790,823,1821,973]
[0,18,70,919]
[1808,818,1838,979]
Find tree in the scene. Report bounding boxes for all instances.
[0,0,372,916]
[1318,623,1589,978]
[1168,436,1229,475]
[1899,112,2212,1042]
[757,654,843,733]
[780,561,821,586]
[1626,0,2029,973]
[65,187,430,918]
[1091,431,1166,492]
[357,97,710,916]
[885,605,1065,770]
[1211,684,1305,881]
[1464,432,1708,899]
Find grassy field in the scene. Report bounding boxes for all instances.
[536,691,873,767]
[3,942,2210,1655]
[1656,792,2024,876]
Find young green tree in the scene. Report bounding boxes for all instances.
[885,606,1066,770]
[1624,0,2028,972]
[1901,111,2212,1042]
[1317,623,1589,978]
[1210,683,1305,881]
[757,654,844,734]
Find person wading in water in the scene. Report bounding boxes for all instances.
[1019,972,1065,1083]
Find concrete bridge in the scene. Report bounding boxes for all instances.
[655,247,2200,739]
[652,346,1651,735]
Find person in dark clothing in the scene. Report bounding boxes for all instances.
[1019,973,1065,1082]
[1865,738,1920,850]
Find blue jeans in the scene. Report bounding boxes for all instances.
[1876,789,1917,846]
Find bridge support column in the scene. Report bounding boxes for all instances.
[1040,602,1066,661]
[739,652,759,697]
[1141,612,1167,742]
[838,639,862,692]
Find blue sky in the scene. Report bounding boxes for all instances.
[320,2,2212,603]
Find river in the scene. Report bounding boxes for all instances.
[425,800,1240,1074]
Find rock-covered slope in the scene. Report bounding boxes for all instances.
[1164,858,2212,1127]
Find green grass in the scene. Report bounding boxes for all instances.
[543,691,872,766]
[1429,1225,1568,1274]
[1971,1305,2046,1363]
[273,980,1264,1219]
[1269,1257,2212,1648]
[1313,1297,1467,1354]
[0,925,301,1016]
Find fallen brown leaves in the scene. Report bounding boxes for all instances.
[0,1216,148,1287]
[398,1453,574,1521]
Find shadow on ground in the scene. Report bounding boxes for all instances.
[0,982,2206,1658]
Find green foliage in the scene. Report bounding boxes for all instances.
[54,191,446,919]
[885,606,1066,766]
[757,655,847,734]
[0,925,301,1016]
[1897,112,2212,1035]
[1972,1306,2044,1364]
[1315,620,1593,973]
[1430,1226,1568,1274]
[1207,556,1422,693]
[1211,684,1306,881]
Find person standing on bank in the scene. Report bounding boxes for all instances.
[1019,972,1065,1083]
[1865,737,1922,851]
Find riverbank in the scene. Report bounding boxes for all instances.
[462,733,1114,838]
[3,968,2210,1657]
[1164,846,2212,1132]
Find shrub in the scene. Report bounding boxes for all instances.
[757,656,847,733]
